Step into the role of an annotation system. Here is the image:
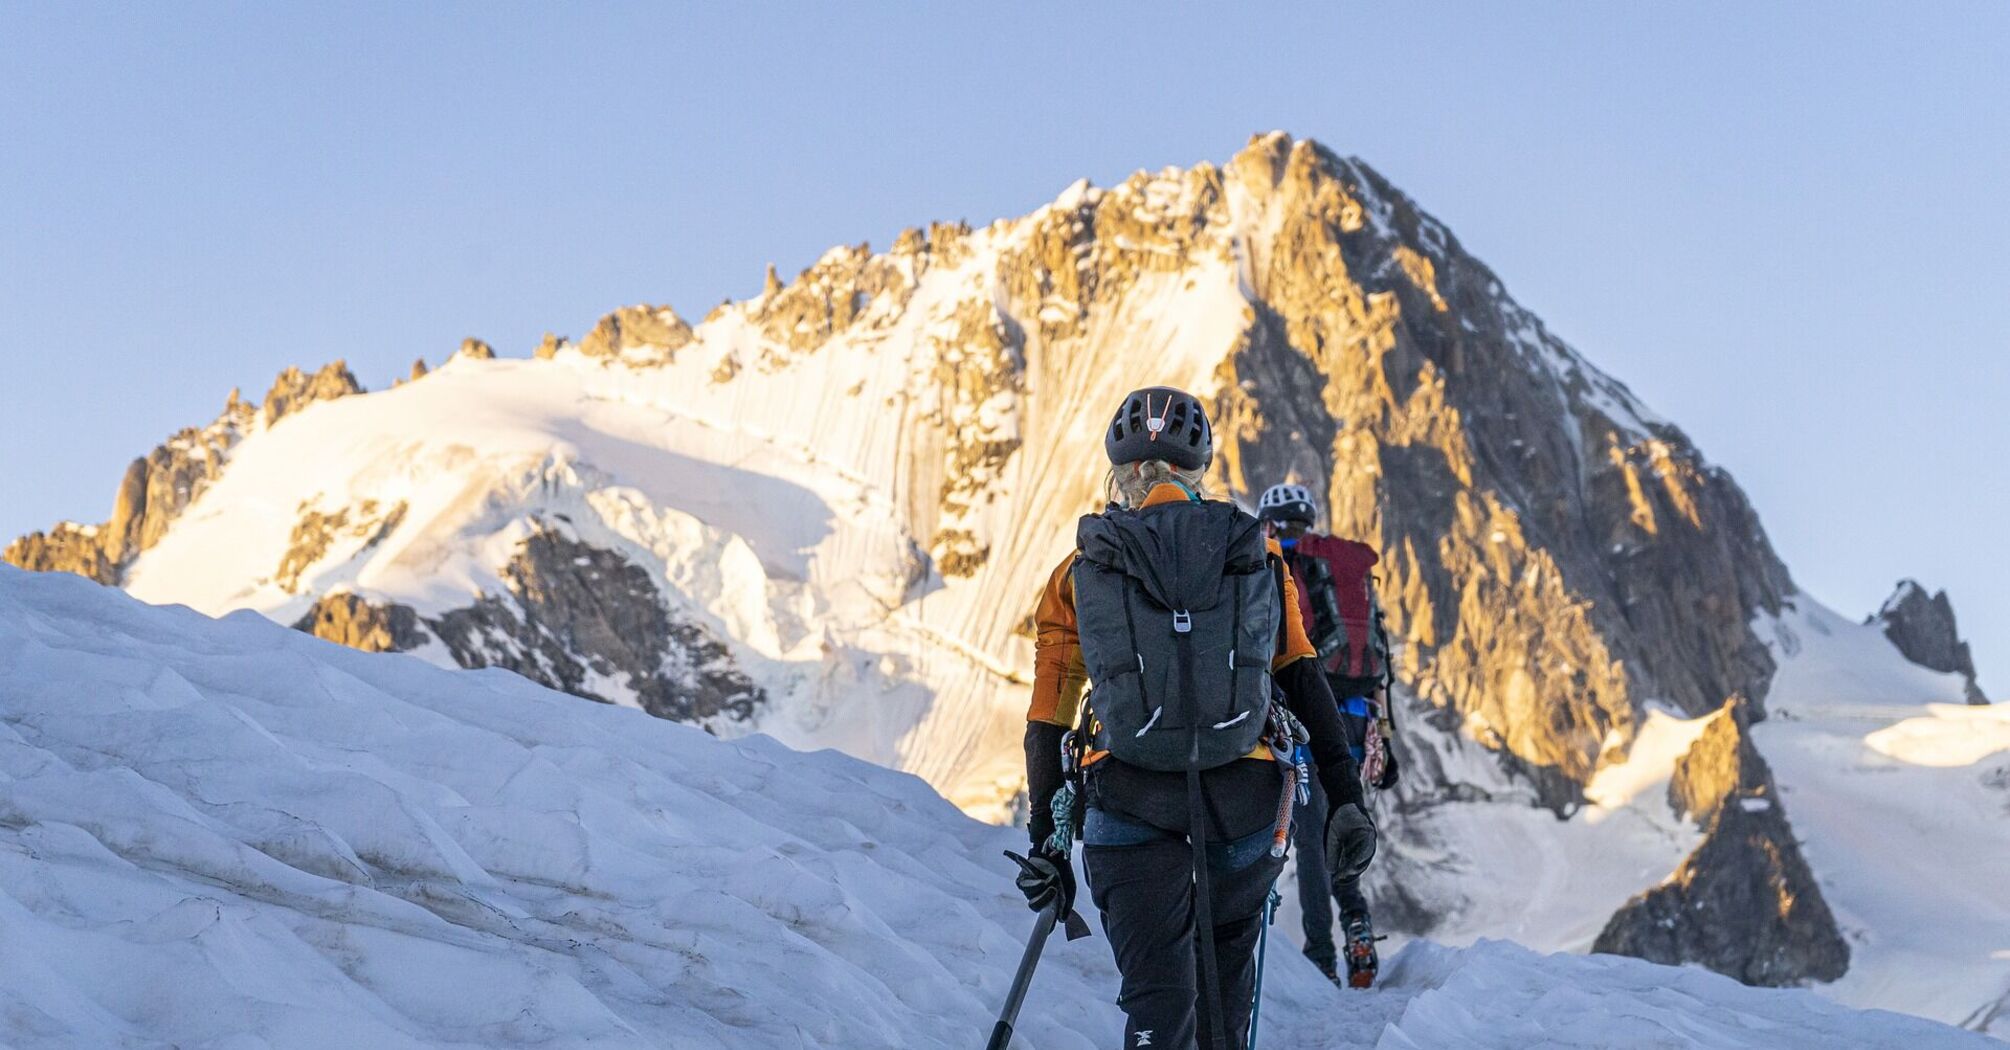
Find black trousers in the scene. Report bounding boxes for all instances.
[1291,765,1370,972]
[1085,809,1286,1050]
[1293,682,1374,972]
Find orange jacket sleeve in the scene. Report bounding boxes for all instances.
[1270,538,1318,669]
[1027,553,1088,727]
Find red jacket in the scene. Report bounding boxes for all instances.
[1284,533,1385,679]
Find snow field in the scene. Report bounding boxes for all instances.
[1271,698,1709,968]
[3,567,1999,1048]
[1756,600,2010,1037]
[0,566,1207,1048]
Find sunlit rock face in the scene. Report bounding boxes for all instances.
[9,134,1798,811]
[1871,580,1988,704]
[3,366,354,584]
[1595,700,1848,985]
[294,590,427,653]
[260,360,363,427]
[578,305,693,365]
[1201,136,1793,803]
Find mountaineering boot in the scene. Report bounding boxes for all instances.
[1342,912,1380,989]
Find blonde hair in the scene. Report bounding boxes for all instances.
[1105,459,1209,508]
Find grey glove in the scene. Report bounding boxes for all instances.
[1325,801,1378,884]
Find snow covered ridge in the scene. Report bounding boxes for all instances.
[1751,598,2010,1035]
[0,566,1997,1049]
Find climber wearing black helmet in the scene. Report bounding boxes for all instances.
[1012,386,1377,1050]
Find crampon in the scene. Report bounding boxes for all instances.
[1343,914,1384,989]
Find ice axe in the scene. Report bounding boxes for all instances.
[987,854,1091,1050]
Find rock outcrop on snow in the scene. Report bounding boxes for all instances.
[295,524,764,729]
[430,525,762,727]
[1666,700,1770,823]
[578,305,693,365]
[1871,581,1987,703]
[261,360,362,426]
[1596,700,1848,985]
[276,500,407,594]
[293,590,428,652]
[7,379,308,584]
[532,332,569,360]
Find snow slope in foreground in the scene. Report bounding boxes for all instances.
[1756,600,2010,1037]
[0,567,1995,1050]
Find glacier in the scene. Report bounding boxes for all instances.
[1,565,1998,1048]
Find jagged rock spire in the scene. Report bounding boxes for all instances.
[1871,580,1988,703]
[533,332,568,360]
[578,306,692,363]
[263,360,363,426]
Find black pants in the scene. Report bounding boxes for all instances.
[1085,808,1285,1050]
[1293,702,1371,973]
[1291,766,1369,972]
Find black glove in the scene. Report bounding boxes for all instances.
[1325,801,1378,884]
[1005,846,1076,915]
[1374,745,1400,791]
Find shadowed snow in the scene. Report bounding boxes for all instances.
[0,567,1997,1048]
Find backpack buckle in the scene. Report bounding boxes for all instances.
[1171,610,1192,634]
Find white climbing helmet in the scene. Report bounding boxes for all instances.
[1257,482,1318,525]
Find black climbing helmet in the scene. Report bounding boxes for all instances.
[1104,386,1212,470]
[1257,482,1318,526]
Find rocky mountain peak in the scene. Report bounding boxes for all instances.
[6,360,356,585]
[577,306,693,365]
[533,332,570,360]
[1597,697,1848,985]
[1871,580,1987,703]
[262,360,363,426]
[1159,133,1796,798]
[454,337,495,362]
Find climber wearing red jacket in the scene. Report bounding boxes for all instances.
[1255,482,1399,989]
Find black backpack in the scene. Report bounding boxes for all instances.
[1071,500,1280,772]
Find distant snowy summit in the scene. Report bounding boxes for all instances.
[6,133,2001,1028]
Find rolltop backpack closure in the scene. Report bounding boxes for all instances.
[1071,500,1280,774]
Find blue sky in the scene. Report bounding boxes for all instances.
[3,4,2005,686]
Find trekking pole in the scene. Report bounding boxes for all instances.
[985,903,1059,1050]
[1247,886,1282,1050]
